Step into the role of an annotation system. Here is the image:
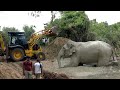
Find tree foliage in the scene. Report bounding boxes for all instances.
[1,11,120,50]
[2,27,19,43]
[46,11,90,42]
[0,25,35,44]
[23,25,35,41]
[44,11,120,49]
[89,19,120,48]
[29,11,41,18]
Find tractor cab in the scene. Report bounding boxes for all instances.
[8,32,28,49]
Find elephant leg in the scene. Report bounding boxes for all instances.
[70,61,79,67]
[97,57,109,66]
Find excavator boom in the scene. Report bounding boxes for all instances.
[28,27,57,50]
[0,26,57,61]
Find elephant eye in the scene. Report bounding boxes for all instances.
[70,45,73,48]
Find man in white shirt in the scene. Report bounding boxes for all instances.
[33,59,43,79]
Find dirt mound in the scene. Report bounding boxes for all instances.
[0,61,69,79]
[42,70,69,79]
[0,62,23,79]
[45,37,69,60]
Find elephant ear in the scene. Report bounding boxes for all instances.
[69,44,76,56]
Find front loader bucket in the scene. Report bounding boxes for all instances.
[51,26,57,34]
[46,26,58,36]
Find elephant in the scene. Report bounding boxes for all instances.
[57,40,117,68]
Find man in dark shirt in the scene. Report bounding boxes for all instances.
[23,56,33,79]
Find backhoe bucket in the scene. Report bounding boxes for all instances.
[51,26,57,34]
[47,26,58,36]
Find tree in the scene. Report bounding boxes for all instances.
[2,27,19,33]
[50,11,58,24]
[29,11,41,18]
[45,11,90,42]
[29,11,58,25]
[2,27,19,43]
[89,19,120,49]
[23,25,35,41]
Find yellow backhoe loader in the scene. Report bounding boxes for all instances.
[0,27,57,61]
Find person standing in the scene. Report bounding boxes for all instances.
[42,38,46,46]
[23,56,33,79]
[33,59,43,79]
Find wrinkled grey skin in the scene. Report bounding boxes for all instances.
[57,40,117,68]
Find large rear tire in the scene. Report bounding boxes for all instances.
[37,52,46,60]
[10,48,25,61]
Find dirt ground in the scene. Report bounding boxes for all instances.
[40,37,120,79]
[1,37,120,79]
[0,62,23,79]
[0,57,120,79]
[40,57,120,79]
[0,59,69,79]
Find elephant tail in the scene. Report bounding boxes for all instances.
[111,49,117,61]
[112,50,115,61]
[109,49,119,66]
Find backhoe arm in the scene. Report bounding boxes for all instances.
[28,27,57,50]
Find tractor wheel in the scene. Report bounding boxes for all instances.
[37,52,46,60]
[10,48,25,61]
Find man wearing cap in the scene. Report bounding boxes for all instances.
[23,56,33,79]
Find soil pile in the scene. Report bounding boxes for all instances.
[45,37,69,60]
[42,70,69,79]
[0,62,23,79]
[0,61,69,79]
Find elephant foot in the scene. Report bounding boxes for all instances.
[97,58,110,67]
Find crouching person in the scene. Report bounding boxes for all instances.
[33,59,43,79]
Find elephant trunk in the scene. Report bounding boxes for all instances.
[57,49,65,68]
[57,53,72,68]
[57,55,62,68]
